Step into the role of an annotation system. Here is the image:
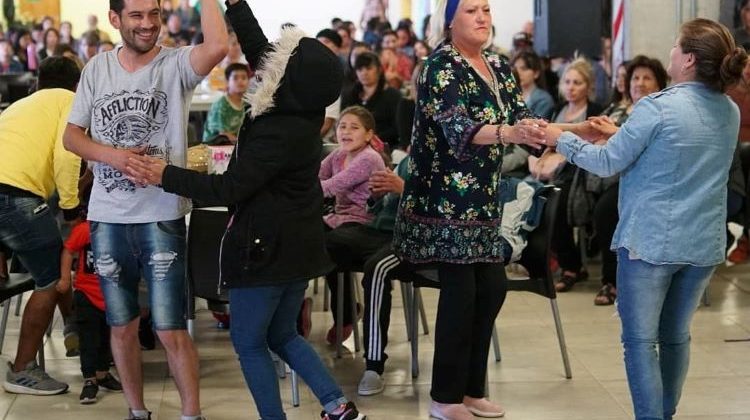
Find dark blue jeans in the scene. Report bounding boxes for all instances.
[229,282,346,420]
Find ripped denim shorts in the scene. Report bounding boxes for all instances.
[90,218,187,330]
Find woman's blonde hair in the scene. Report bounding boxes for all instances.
[558,56,595,102]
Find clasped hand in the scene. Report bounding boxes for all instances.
[513,118,548,149]
[540,117,616,147]
[126,154,168,186]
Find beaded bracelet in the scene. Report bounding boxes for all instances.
[495,124,508,146]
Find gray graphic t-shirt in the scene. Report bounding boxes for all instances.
[68,46,203,223]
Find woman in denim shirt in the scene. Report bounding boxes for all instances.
[545,19,746,420]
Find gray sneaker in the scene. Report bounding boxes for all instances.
[4,361,69,395]
[357,370,385,396]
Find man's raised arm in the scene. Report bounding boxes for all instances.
[190,0,229,76]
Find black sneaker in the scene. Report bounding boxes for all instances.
[321,402,366,420]
[79,379,98,404]
[97,372,122,392]
[125,410,152,420]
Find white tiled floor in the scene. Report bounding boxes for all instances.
[0,260,749,419]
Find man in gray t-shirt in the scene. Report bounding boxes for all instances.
[63,1,228,419]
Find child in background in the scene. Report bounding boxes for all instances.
[320,105,387,343]
[202,63,251,145]
[59,192,122,404]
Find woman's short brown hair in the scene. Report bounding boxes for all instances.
[624,55,668,102]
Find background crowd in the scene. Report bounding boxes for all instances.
[1,1,750,420]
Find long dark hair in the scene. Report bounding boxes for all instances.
[511,50,547,90]
[350,51,386,101]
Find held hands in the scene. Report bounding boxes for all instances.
[542,118,614,147]
[126,155,169,186]
[368,168,404,198]
[105,147,146,179]
[510,119,548,149]
[586,116,618,142]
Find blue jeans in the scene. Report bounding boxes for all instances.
[90,219,187,330]
[0,193,61,289]
[616,248,714,420]
[229,282,346,420]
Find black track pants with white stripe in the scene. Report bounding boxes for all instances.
[361,245,417,374]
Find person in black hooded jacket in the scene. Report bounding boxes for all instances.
[127,1,366,419]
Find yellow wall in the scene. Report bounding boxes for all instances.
[59,0,119,42]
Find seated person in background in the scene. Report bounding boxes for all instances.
[205,32,249,91]
[543,57,603,292]
[59,186,123,404]
[504,51,556,178]
[78,32,100,65]
[512,50,555,120]
[600,61,631,120]
[54,44,85,70]
[342,52,402,151]
[166,13,192,47]
[316,29,344,142]
[223,31,248,67]
[323,155,410,396]
[320,106,386,344]
[98,41,115,54]
[379,30,413,90]
[0,40,24,73]
[202,63,250,145]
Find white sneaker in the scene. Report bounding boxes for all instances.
[357,370,384,396]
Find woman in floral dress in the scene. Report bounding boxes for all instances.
[392,0,549,418]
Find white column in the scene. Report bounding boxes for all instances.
[625,0,720,66]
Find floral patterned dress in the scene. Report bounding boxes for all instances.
[393,42,533,264]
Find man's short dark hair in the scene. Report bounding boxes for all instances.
[316,29,342,49]
[37,56,81,92]
[110,0,161,15]
[224,62,250,82]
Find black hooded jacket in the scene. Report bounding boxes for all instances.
[161,0,342,288]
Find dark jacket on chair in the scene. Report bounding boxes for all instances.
[161,0,342,289]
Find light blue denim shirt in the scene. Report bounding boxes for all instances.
[557,82,739,266]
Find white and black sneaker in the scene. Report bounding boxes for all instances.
[79,379,98,404]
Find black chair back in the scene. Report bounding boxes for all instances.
[511,186,562,298]
[0,73,36,106]
[187,208,231,304]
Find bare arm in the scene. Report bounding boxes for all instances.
[189,0,229,76]
[320,118,335,137]
[58,248,75,294]
[471,122,547,149]
[63,124,142,177]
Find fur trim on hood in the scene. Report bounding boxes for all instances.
[244,26,306,119]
